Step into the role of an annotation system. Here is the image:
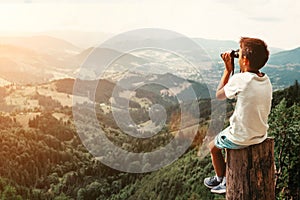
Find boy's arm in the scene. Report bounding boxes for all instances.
[216,52,234,100]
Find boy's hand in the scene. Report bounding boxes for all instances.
[221,52,234,73]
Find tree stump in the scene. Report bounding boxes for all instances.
[226,138,275,200]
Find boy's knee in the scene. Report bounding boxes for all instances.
[208,140,221,154]
[208,140,215,151]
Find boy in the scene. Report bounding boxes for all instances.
[203,37,272,194]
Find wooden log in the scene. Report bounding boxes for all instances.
[226,138,275,200]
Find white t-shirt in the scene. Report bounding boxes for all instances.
[224,72,272,145]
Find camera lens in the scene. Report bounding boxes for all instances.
[220,49,239,59]
[231,49,239,58]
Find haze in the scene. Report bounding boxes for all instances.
[0,0,299,49]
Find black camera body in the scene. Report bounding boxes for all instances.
[230,49,239,58]
[220,49,239,75]
[220,49,239,59]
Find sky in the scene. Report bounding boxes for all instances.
[0,0,299,49]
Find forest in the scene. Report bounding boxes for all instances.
[0,81,299,200]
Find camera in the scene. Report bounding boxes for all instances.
[220,49,239,59]
[220,49,239,75]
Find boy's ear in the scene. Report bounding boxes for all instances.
[242,56,250,66]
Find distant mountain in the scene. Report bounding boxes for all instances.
[269,47,284,54]
[0,35,86,84]
[39,31,284,55]
[0,44,60,67]
[0,44,77,84]
[74,47,148,80]
[0,35,81,56]
[73,41,297,91]
[0,41,148,84]
[0,35,107,84]
[268,47,300,65]
[76,47,145,66]
[264,47,300,90]
[0,33,294,90]
[41,30,112,49]
[75,47,94,63]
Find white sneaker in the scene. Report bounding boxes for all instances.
[204,176,222,189]
[211,177,226,194]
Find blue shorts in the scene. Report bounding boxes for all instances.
[214,127,248,149]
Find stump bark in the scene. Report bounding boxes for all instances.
[226,138,275,200]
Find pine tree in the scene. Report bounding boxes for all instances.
[268,99,300,199]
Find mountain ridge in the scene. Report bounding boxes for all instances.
[0,35,81,55]
[0,34,298,90]
[268,47,300,65]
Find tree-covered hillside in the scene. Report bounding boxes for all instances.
[0,81,299,199]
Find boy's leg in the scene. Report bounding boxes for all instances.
[208,140,226,177]
[203,140,226,189]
